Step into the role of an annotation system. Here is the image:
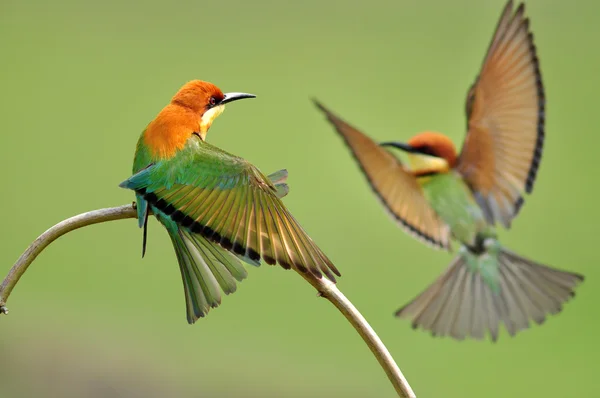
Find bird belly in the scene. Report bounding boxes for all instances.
[417,172,491,246]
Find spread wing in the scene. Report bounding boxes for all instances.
[315,101,451,250]
[121,136,340,282]
[457,1,545,228]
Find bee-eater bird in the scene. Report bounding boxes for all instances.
[120,80,340,324]
[314,1,583,341]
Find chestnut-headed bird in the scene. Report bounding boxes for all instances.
[314,1,583,341]
[120,80,340,324]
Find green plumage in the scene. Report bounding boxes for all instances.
[121,132,338,323]
[418,172,491,247]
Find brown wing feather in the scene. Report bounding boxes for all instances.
[315,101,451,250]
[458,1,545,227]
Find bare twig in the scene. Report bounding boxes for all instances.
[302,275,416,397]
[0,204,416,397]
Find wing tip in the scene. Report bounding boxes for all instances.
[312,98,327,113]
[312,99,344,128]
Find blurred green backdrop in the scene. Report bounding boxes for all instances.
[1,0,597,397]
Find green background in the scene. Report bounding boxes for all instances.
[1,0,597,397]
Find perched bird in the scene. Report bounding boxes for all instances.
[120,80,340,324]
[314,1,583,341]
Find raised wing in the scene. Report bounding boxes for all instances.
[121,136,340,282]
[315,101,451,250]
[458,1,545,227]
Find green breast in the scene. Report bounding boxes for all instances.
[418,171,490,245]
[132,130,153,174]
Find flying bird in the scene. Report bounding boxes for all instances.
[120,80,340,324]
[314,1,583,341]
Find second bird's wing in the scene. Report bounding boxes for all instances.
[315,102,451,250]
[457,1,545,228]
[121,136,340,282]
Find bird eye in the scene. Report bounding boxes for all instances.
[208,96,217,107]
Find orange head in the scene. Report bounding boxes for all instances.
[381,131,458,174]
[406,132,458,166]
[171,80,225,113]
[144,80,255,159]
[171,80,255,136]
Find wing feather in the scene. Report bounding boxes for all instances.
[314,101,451,250]
[122,136,340,281]
[458,1,544,227]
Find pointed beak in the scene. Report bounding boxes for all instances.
[220,92,256,105]
[380,141,418,153]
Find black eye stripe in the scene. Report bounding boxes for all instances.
[416,145,436,157]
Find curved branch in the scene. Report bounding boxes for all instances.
[0,204,416,397]
[0,204,137,310]
[302,275,416,397]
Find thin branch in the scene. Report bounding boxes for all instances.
[0,204,137,311]
[304,276,416,397]
[0,204,416,398]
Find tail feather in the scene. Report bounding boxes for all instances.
[179,233,222,309]
[169,229,248,324]
[172,238,209,322]
[406,256,464,336]
[182,230,243,295]
[396,246,584,341]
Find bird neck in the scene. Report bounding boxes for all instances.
[407,153,450,177]
[199,105,225,136]
[143,104,201,159]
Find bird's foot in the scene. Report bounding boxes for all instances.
[0,306,8,315]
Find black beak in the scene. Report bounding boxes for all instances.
[380,141,418,153]
[220,92,256,105]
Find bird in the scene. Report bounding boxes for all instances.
[120,80,340,324]
[313,0,583,341]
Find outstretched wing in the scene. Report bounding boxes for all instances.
[315,101,451,250]
[458,1,545,228]
[121,136,340,282]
